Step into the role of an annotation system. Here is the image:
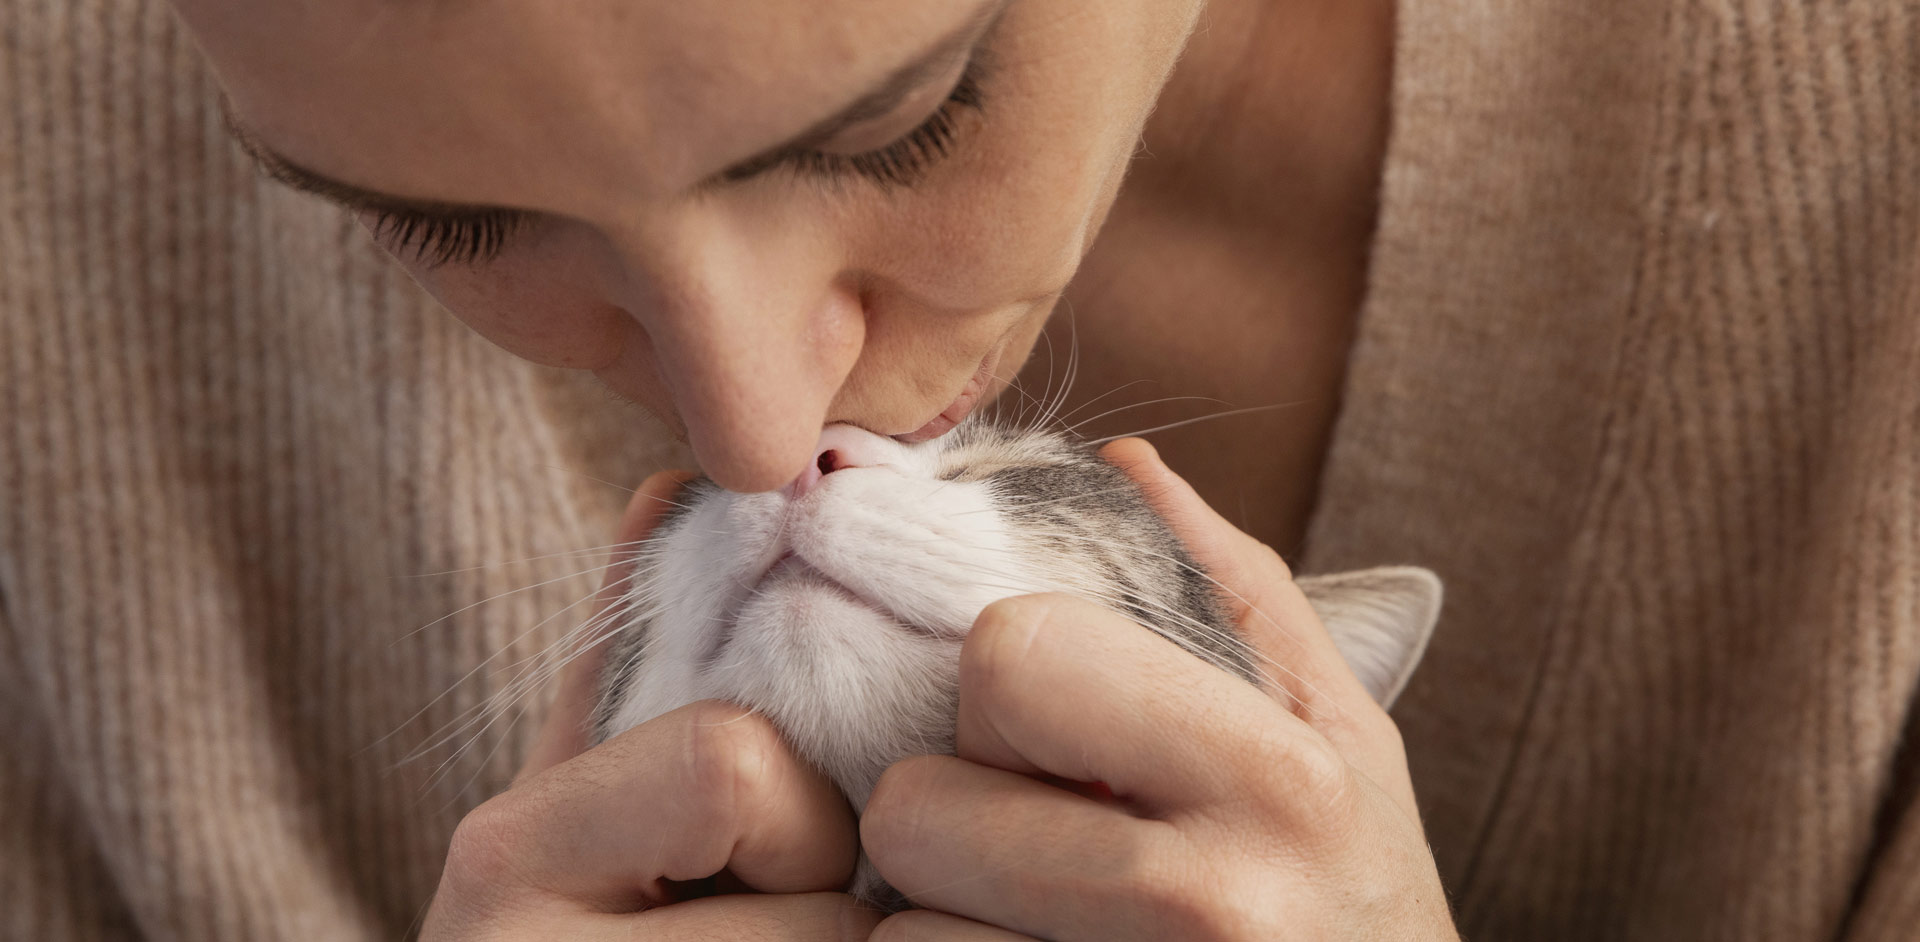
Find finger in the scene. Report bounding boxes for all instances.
[872,908,1041,942]
[1101,437,1376,717]
[516,469,698,783]
[954,593,1330,818]
[428,891,881,941]
[444,701,858,918]
[1101,439,1415,815]
[630,892,883,941]
[863,754,1161,938]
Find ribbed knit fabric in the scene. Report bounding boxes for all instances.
[1,1,1915,940]
[0,3,688,938]
[1304,1,1920,940]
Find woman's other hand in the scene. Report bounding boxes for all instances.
[860,439,1459,941]
[419,471,880,941]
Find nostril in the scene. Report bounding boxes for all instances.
[796,424,899,495]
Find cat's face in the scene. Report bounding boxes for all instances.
[594,421,1248,812]
[591,418,1442,908]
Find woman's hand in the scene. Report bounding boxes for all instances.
[420,472,881,941]
[859,438,1459,941]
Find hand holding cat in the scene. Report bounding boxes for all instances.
[857,439,1460,940]
[419,471,882,941]
[422,445,1456,940]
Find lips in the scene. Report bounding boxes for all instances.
[895,348,1000,443]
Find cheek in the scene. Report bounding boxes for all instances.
[856,130,1122,313]
[853,9,1166,309]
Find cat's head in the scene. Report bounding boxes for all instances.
[592,420,1441,814]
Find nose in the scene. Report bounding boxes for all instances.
[604,204,866,493]
[785,424,903,499]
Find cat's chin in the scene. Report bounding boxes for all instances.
[754,555,907,631]
[719,553,964,816]
[727,559,917,658]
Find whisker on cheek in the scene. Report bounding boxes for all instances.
[410,407,1397,906]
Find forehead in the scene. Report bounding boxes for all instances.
[177,0,964,210]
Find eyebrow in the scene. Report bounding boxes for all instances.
[223,0,1009,219]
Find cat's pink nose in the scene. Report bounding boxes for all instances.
[785,424,897,499]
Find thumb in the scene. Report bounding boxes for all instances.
[514,469,698,785]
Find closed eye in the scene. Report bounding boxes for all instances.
[360,57,987,269]
[362,207,526,269]
[725,58,988,190]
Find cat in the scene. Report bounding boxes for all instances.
[589,418,1441,907]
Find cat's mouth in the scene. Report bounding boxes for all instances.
[755,550,914,630]
[705,547,916,665]
[762,551,882,606]
[699,547,917,670]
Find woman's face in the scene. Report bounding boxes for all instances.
[174,0,1203,492]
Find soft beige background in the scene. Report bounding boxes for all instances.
[3,0,1918,939]
[1,3,689,936]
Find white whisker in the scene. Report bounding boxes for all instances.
[1062,395,1236,435]
[1088,401,1310,444]
[403,539,648,578]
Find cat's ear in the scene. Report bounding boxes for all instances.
[1296,566,1442,710]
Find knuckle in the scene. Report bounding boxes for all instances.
[963,593,1073,687]
[1127,828,1304,941]
[1221,718,1361,833]
[860,755,942,854]
[1268,733,1364,838]
[1289,733,1357,803]
[1128,855,1249,942]
[1249,541,1296,582]
[680,702,786,823]
[439,793,540,903]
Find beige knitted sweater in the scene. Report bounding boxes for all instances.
[3,0,1916,939]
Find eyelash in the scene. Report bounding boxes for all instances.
[738,61,987,189]
[365,208,523,269]
[369,61,989,269]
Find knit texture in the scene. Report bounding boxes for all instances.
[0,3,687,938]
[1304,0,1920,939]
[1,1,1916,940]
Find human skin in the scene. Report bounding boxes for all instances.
[181,0,1196,494]
[170,0,1456,937]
